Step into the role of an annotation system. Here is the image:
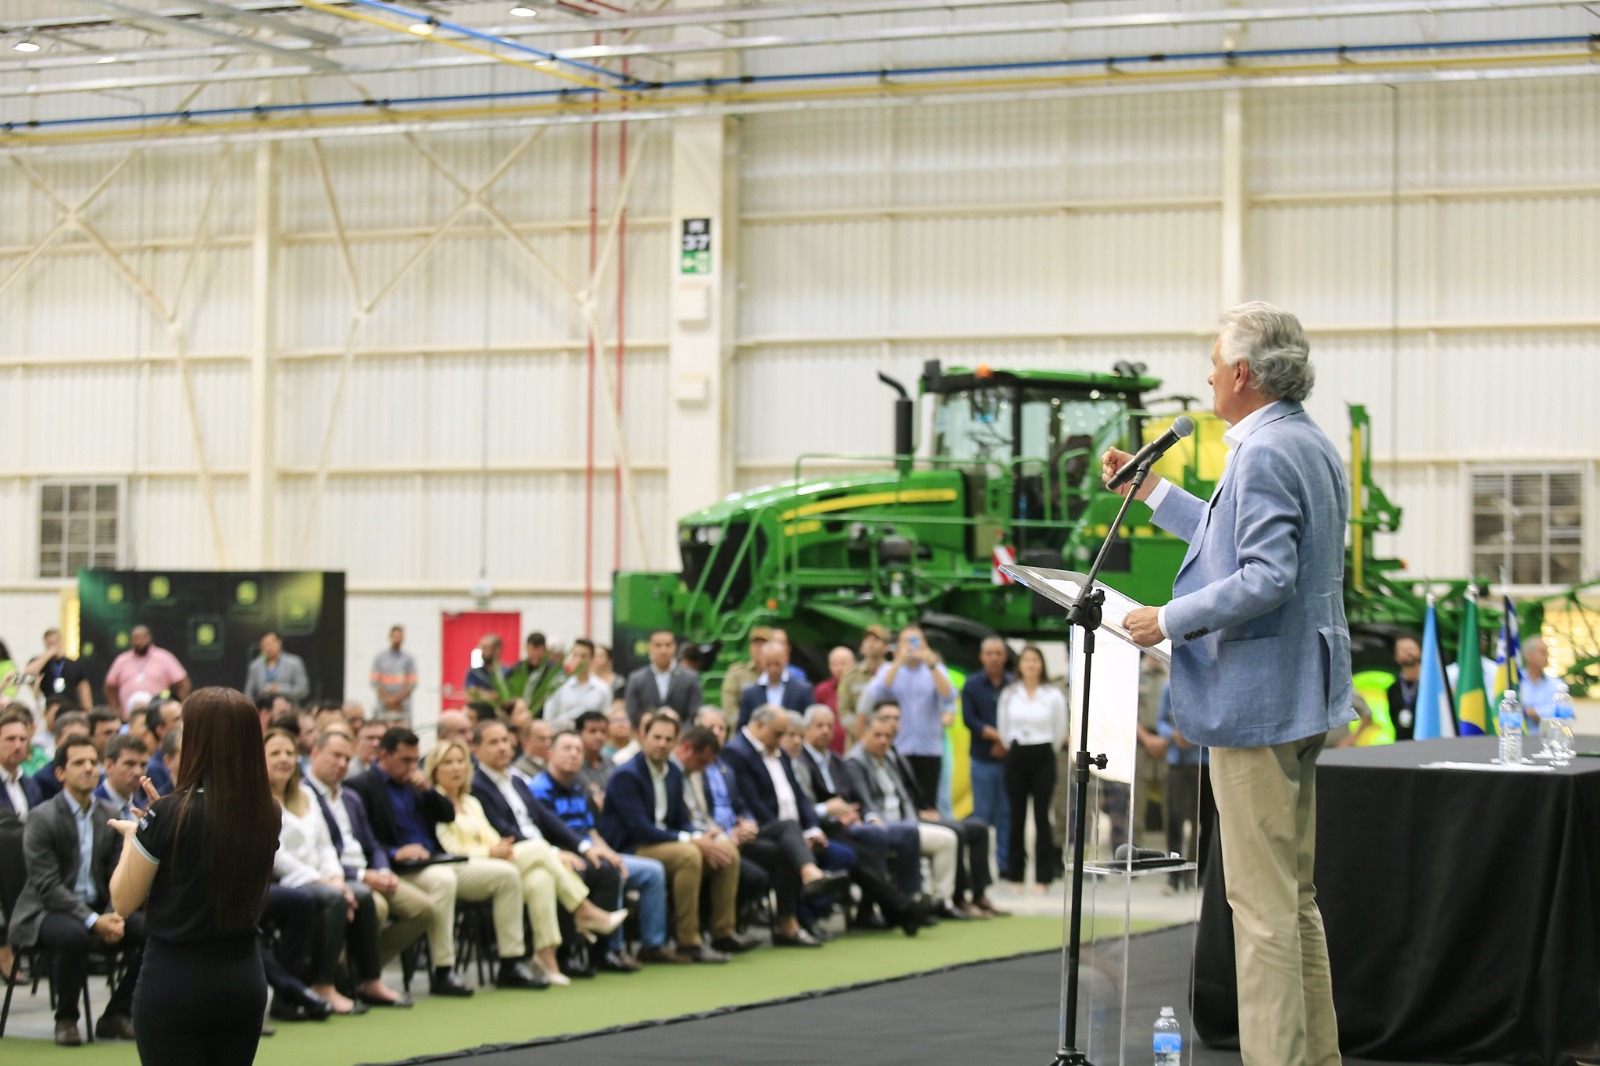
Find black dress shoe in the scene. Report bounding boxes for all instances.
[356,991,413,1008]
[54,1020,82,1046]
[494,960,550,990]
[800,923,832,942]
[560,957,598,979]
[710,934,754,954]
[801,871,851,897]
[94,1013,136,1040]
[772,928,824,948]
[333,999,370,1016]
[850,911,890,931]
[429,970,474,997]
[899,894,936,937]
[269,990,332,1023]
[596,950,642,973]
[685,944,731,964]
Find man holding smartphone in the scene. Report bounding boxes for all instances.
[862,626,956,813]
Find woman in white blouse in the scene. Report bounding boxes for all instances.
[426,740,625,986]
[266,729,404,1013]
[997,646,1069,891]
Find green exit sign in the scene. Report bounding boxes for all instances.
[680,217,711,275]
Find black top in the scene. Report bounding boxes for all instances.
[38,654,88,706]
[134,790,255,945]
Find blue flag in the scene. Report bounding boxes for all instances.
[1414,600,1456,740]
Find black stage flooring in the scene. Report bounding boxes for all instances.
[378,925,1500,1066]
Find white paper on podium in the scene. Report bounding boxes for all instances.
[999,565,1169,786]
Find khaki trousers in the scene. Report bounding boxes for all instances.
[398,864,458,967]
[637,840,738,947]
[1210,734,1340,1066]
[367,875,433,966]
[453,857,527,960]
[507,838,589,951]
[914,822,958,903]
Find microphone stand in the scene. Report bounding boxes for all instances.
[1051,460,1153,1066]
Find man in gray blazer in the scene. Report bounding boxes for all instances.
[622,630,703,726]
[244,629,311,705]
[1107,302,1353,1066]
[8,737,144,1045]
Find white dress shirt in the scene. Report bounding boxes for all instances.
[3,766,31,821]
[652,667,673,703]
[275,785,344,888]
[306,774,365,875]
[1146,400,1286,640]
[545,674,614,726]
[744,728,819,839]
[479,764,541,840]
[997,683,1069,747]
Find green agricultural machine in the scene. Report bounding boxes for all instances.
[612,359,1519,690]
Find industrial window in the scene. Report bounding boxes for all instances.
[38,481,122,580]
[1470,468,1584,588]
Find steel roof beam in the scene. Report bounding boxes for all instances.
[72,0,344,71]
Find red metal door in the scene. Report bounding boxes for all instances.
[440,611,521,711]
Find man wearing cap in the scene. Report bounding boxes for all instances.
[720,628,770,718]
[839,625,892,739]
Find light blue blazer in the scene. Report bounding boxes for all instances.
[1151,400,1355,749]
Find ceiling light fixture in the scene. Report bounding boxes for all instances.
[407,17,437,36]
[509,5,539,15]
[97,54,118,63]
[14,39,41,53]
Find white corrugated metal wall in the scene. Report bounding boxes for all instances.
[0,19,1596,720]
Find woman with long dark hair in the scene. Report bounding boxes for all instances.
[109,687,279,1065]
[997,646,1069,891]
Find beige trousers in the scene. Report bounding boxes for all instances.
[506,837,589,951]
[915,822,959,903]
[368,874,434,966]
[637,840,739,946]
[398,864,458,967]
[453,856,527,960]
[1210,734,1340,1066]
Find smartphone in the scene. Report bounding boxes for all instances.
[907,636,922,650]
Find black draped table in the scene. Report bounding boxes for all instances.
[1193,736,1600,1065]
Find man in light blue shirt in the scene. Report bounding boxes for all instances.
[862,625,956,815]
[1518,637,1569,724]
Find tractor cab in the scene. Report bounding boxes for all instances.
[920,360,1157,556]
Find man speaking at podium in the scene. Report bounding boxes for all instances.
[1103,302,1354,1066]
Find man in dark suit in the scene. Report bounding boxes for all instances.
[345,727,474,997]
[305,728,429,1002]
[721,708,852,946]
[737,642,815,728]
[470,719,622,975]
[0,705,44,824]
[622,631,703,726]
[598,712,735,963]
[793,705,930,932]
[8,738,143,1045]
[92,735,149,820]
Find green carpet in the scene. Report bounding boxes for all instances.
[11,916,1162,1065]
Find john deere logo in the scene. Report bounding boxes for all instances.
[115,631,129,649]
[195,623,216,647]
[237,582,258,606]
[81,642,94,657]
[107,584,124,605]
[150,576,170,600]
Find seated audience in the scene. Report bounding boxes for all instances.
[305,728,431,999]
[0,704,43,823]
[599,711,738,963]
[86,707,121,757]
[574,711,616,803]
[9,737,144,1045]
[31,710,90,801]
[93,734,149,819]
[351,717,390,778]
[434,710,473,746]
[141,700,182,795]
[532,731,664,972]
[513,718,553,779]
[427,739,624,986]
[266,728,399,1014]
[603,703,632,760]
[673,725,771,940]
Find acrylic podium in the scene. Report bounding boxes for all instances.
[1002,564,1203,1066]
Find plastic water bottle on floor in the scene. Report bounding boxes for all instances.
[1154,1006,1182,1066]
[1496,692,1523,765]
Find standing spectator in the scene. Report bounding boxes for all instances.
[545,639,613,728]
[998,646,1068,890]
[25,628,93,711]
[623,631,704,726]
[737,641,816,728]
[371,625,417,723]
[103,625,190,717]
[718,627,770,718]
[591,644,624,700]
[1518,636,1569,725]
[961,636,1012,875]
[811,646,857,753]
[10,736,145,1045]
[1134,656,1171,844]
[504,633,562,719]
[1156,684,1214,893]
[838,625,891,731]
[0,640,18,701]
[862,625,956,812]
[1385,634,1421,742]
[513,718,554,779]
[107,688,281,1064]
[464,635,515,713]
[244,631,310,707]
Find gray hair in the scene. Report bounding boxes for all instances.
[750,705,787,728]
[1217,302,1315,403]
[801,704,835,728]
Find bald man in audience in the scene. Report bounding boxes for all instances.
[435,711,473,746]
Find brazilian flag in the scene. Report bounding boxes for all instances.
[1455,597,1493,736]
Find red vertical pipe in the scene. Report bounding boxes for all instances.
[582,32,601,635]
[614,59,628,575]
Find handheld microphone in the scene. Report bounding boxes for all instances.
[1106,415,1195,490]
[1113,844,1177,863]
